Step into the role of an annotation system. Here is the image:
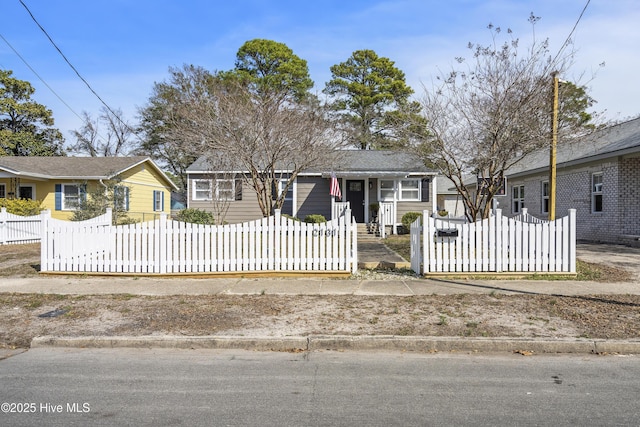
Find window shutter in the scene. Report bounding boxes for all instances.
[161,191,165,211]
[125,187,130,211]
[271,181,278,201]
[235,178,242,201]
[153,191,158,211]
[55,184,62,210]
[421,178,430,202]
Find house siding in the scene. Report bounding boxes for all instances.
[118,164,172,220]
[188,175,333,223]
[188,173,263,224]
[508,158,630,244]
[0,160,173,221]
[620,157,640,236]
[296,176,331,221]
[397,201,433,224]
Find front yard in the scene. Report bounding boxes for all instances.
[0,242,638,350]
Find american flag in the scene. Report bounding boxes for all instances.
[330,172,342,200]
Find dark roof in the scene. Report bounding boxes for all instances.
[187,150,435,176]
[507,118,640,177]
[331,150,433,174]
[0,156,178,189]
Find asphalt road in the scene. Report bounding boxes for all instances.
[1,349,639,426]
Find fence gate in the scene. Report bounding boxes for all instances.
[411,209,576,275]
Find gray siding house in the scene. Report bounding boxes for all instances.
[505,117,640,245]
[186,150,437,226]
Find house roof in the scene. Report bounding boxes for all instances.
[436,175,473,194]
[0,156,179,190]
[330,150,434,175]
[506,117,640,178]
[187,150,436,176]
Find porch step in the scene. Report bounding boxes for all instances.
[357,223,381,240]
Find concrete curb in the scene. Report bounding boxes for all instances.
[30,336,309,352]
[30,335,640,354]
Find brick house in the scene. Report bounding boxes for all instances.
[504,117,640,245]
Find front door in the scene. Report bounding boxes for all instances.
[346,180,365,222]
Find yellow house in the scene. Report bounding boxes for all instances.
[0,156,178,220]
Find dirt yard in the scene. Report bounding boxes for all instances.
[1,243,639,349]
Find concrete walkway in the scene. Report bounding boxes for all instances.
[357,239,409,269]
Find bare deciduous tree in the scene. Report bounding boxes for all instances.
[415,18,596,221]
[70,106,136,157]
[165,70,341,217]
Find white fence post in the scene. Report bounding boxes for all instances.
[569,209,577,273]
[40,210,50,271]
[159,213,167,274]
[344,208,357,274]
[0,207,6,245]
[0,207,9,245]
[410,214,423,274]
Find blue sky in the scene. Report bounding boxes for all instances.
[2,0,639,145]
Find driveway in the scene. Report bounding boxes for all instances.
[577,242,640,280]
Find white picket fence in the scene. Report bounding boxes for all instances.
[512,208,549,224]
[0,208,112,245]
[411,209,576,274]
[41,209,358,274]
[0,208,43,244]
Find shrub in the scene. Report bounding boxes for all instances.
[304,214,327,224]
[401,211,423,230]
[0,198,44,216]
[174,208,216,225]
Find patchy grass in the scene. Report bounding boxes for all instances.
[384,235,411,261]
[0,243,40,277]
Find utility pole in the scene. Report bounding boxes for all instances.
[549,72,559,221]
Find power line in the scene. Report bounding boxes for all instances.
[0,32,85,124]
[1,32,117,149]
[552,0,591,65]
[18,0,141,141]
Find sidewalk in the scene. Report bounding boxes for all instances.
[1,274,639,296]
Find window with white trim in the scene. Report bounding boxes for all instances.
[153,190,164,212]
[19,185,35,200]
[400,179,420,201]
[512,185,525,214]
[541,181,549,214]
[61,184,82,210]
[216,178,235,201]
[379,179,422,201]
[278,179,293,202]
[193,179,212,201]
[592,173,603,213]
[379,180,395,201]
[0,184,5,199]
